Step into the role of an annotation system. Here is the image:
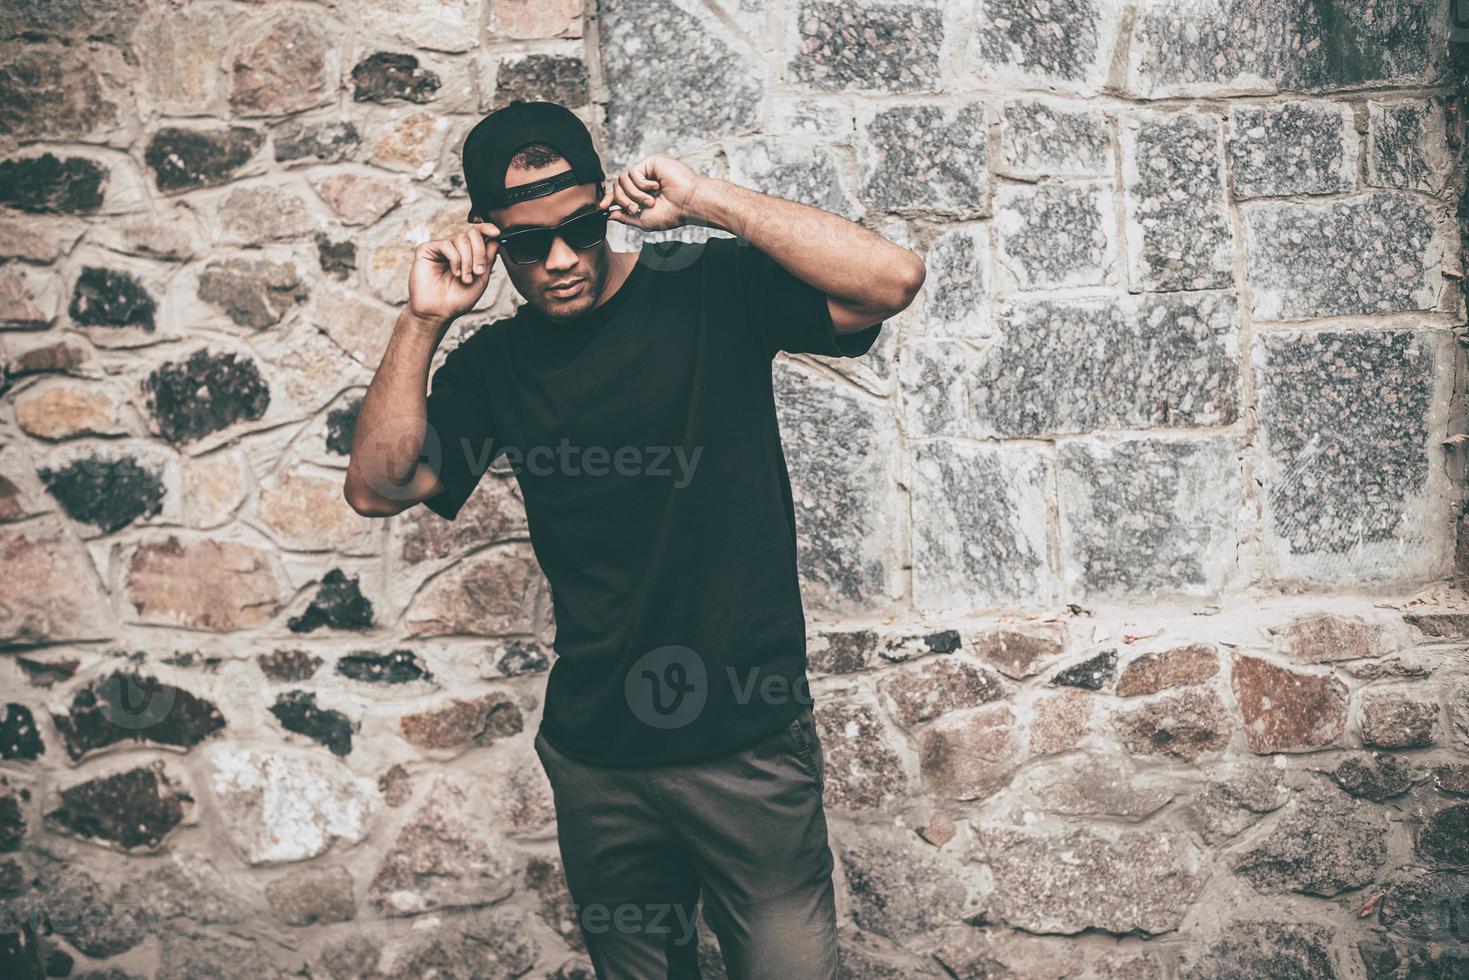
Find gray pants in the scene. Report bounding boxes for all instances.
[533,703,840,980]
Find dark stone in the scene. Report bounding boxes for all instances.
[1328,753,1422,801]
[492,54,589,108]
[1181,921,1335,980]
[143,126,262,193]
[158,651,220,671]
[143,349,270,445]
[1050,650,1116,691]
[0,153,106,214]
[1379,871,1469,945]
[1416,804,1469,868]
[46,763,191,850]
[36,456,165,533]
[325,398,360,455]
[860,103,987,215]
[1435,764,1469,797]
[67,267,156,330]
[494,641,550,676]
[196,257,306,329]
[787,0,944,93]
[0,857,25,897]
[0,787,25,851]
[1360,938,1469,979]
[1230,781,1386,896]
[0,1,146,43]
[258,648,322,682]
[0,705,43,761]
[315,233,355,279]
[273,119,361,164]
[336,649,430,685]
[288,568,375,633]
[15,657,77,688]
[926,630,962,654]
[351,51,441,103]
[270,691,356,756]
[51,671,226,762]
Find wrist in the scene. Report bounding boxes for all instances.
[399,306,453,336]
[685,177,740,234]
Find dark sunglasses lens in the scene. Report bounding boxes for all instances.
[503,229,552,264]
[562,210,610,249]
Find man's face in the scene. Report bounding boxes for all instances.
[485,163,611,322]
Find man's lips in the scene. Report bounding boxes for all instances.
[548,279,584,297]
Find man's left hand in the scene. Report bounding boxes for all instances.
[598,155,704,232]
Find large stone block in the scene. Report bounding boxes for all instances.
[725,137,860,223]
[1252,329,1454,584]
[0,516,116,645]
[858,102,987,216]
[1368,98,1453,194]
[972,292,1239,437]
[122,534,287,631]
[993,181,1116,291]
[813,699,907,810]
[997,98,1110,178]
[600,0,761,168]
[1179,922,1336,980]
[1227,100,1356,197]
[1230,781,1388,896]
[1121,110,1232,291]
[1243,193,1439,319]
[0,41,125,141]
[840,825,980,939]
[969,0,1120,93]
[404,542,543,636]
[787,0,944,94]
[916,224,990,338]
[1058,437,1240,598]
[1230,653,1347,753]
[229,9,339,116]
[911,439,1050,612]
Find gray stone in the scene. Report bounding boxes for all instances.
[266,865,355,926]
[1359,939,1469,978]
[917,705,1018,801]
[144,126,263,193]
[1050,650,1116,691]
[1228,100,1356,197]
[839,826,976,939]
[774,363,896,614]
[197,257,307,329]
[726,138,860,223]
[156,927,278,980]
[489,53,589,109]
[1121,110,1232,291]
[993,181,1115,291]
[977,824,1205,934]
[1413,803,1469,868]
[898,340,973,439]
[1253,330,1445,583]
[787,0,943,94]
[917,224,990,337]
[970,0,1114,92]
[910,439,1050,611]
[273,119,361,164]
[1368,98,1452,194]
[859,103,987,216]
[600,0,760,168]
[1243,193,1438,319]
[1230,781,1388,896]
[115,852,242,930]
[1128,0,1440,97]
[31,864,144,958]
[1114,688,1231,762]
[1180,922,1336,980]
[1270,613,1390,664]
[1379,870,1469,944]
[1325,752,1423,801]
[972,292,1239,437]
[143,348,271,445]
[998,98,1110,178]
[1021,752,1175,821]
[1359,690,1439,749]
[1182,764,1290,844]
[1058,437,1240,598]
[389,906,539,979]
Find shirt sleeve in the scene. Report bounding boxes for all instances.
[729,236,884,360]
[418,333,500,522]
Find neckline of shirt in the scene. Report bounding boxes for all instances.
[525,241,650,333]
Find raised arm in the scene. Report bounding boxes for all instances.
[343,220,501,517]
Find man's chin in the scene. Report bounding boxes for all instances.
[538,290,596,321]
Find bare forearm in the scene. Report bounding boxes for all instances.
[344,308,448,508]
[687,177,923,312]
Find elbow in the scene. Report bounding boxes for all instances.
[879,252,926,315]
[343,472,395,518]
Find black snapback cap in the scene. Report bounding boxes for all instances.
[461,100,606,221]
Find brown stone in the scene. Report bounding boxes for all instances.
[310,284,396,370]
[815,700,907,810]
[218,184,314,242]
[379,763,413,806]
[1116,643,1219,697]
[5,338,89,377]
[266,865,355,926]
[1359,690,1439,749]
[0,214,79,262]
[0,41,121,141]
[504,758,555,836]
[1030,689,1093,755]
[970,624,1065,679]
[404,543,543,636]
[1403,612,1469,639]
[371,110,450,170]
[123,534,286,631]
[0,517,115,644]
[918,706,1016,801]
[183,449,249,528]
[255,467,375,551]
[1114,688,1229,762]
[0,262,61,327]
[1231,653,1348,753]
[399,692,524,751]
[15,382,122,439]
[230,10,336,115]
[398,472,529,563]
[488,0,584,40]
[1271,613,1386,663]
[877,657,1008,727]
[919,810,957,847]
[309,172,406,225]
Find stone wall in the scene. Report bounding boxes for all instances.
[2,0,1468,977]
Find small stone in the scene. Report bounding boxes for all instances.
[258,649,322,682]
[16,383,123,440]
[0,153,106,214]
[1414,803,1469,868]
[877,657,1007,727]
[1359,690,1438,749]
[0,262,61,328]
[969,0,1109,90]
[143,348,271,445]
[68,266,156,331]
[143,126,262,193]
[993,181,1115,291]
[273,119,361,164]
[1326,753,1422,801]
[1022,752,1174,822]
[336,649,429,685]
[288,568,375,633]
[196,257,306,329]
[46,763,192,851]
[490,53,589,108]
[1230,781,1388,896]
[218,183,314,242]
[156,927,276,980]
[918,705,1016,801]
[969,625,1064,680]
[1230,653,1347,753]
[351,51,441,103]
[1050,650,1117,691]
[1030,689,1092,756]
[0,517,116,645]
[1342,656,1432,681]
[315,234,356,279]
[37,455,165,533]
[399,692,523,751]
[1433,764,1469,796]
[403,544,548,637]
[1270,613,1388,663]
[256,467,374,551]
[266,866,356,926]
[309,174,404,227]
[918,810,956,848]
[1368,98,1451,194]
[52,671,226,761]
[0,779,25,851]
[270,691,356,756]
[1114,688,1229,762]
[379,764,412,806]
[0,705,42,761]
[1116,644,1218,697]
[325,398,360,455]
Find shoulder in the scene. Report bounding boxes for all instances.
[439,313,514,368]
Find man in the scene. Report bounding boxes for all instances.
[344,100,924,979]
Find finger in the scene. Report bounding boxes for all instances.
[597,187,613,210]
[628,164,659,205]
[611,180,637,218]
[467,229,487,277]
[619,172,653,211]
[442,238,466,280]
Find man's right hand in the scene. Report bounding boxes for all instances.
[407,221,501,328]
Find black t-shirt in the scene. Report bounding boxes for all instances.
[419,234,883,767]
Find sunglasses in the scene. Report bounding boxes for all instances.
[487,205,624,265]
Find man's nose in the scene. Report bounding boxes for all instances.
[545,235,579,270]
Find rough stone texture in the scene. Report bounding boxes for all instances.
[0,704,43,761]
[1030,689,1093,756]
[1114,688,1231,763]
[1058,437,1240,598]
[1368,98,1452,194]
[37,454,165,533]
[910,439,1049,611]
[1271,613,1390,664]
[998,98,1110,178]
[289,568,375,633]
[1229,781,1388,896]
[69,267,156,331]
[122,534,286,631]
[1121,110,1232,291]
[46,763,192,852]
[993,181,1115,291]
[265,866,355,926]
[814,700,906,810]
[269,691,356,757]
[0,153,106,214]
[916,224,990,338]
[787,1,943,94]
[972,292,1239,438]
[1117,644,1219,697]
[1327,753,1423,801]
[404,545,543,636]
[970,625,1065,680]
[0,517,116,645]
[1231,654,1348,753]
[859,103,987,215]
[51,671,226,761]
[976,825,1205,934]
[969,0,1113,92]
[917,705,1017,801]
[399,692,524,751]
[1358,690,1439,749]
[1050,650,1116,691]
[1244,193,1439,319]
[1181,764,1290,845]
[144,126,262,193]
[839,826,975,940]
[1178,922,1336,980]
[1019,753,1174,822]
[877,656,1007,727]
[1413,803,1469,868]
[1252,330,1444,584]
[1228,101,1356,197]
[196,257,306,329]
[143,348,271,445]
